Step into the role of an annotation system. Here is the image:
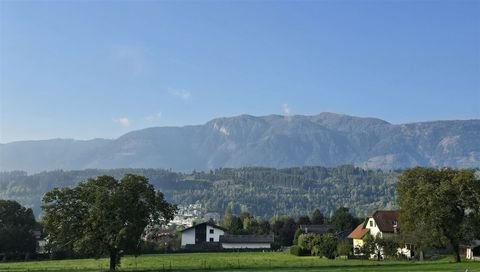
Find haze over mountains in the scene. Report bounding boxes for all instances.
[1,112,479,173]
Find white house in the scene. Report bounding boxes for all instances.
[180,221,226,248]
[348,210,414,259]
[220,234,274,249]
[180,221,274,250]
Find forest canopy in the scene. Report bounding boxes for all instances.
[0,165,402,218]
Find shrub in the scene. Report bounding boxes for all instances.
[318,233,338,259]
[298,233,322,253]
[290,245,301,256]
[290,245,308,256]
[337,240,352,257]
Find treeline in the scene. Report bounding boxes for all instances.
[219,206,359,249]
[0,165,401,218]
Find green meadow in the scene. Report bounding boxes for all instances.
[0,252,479,272]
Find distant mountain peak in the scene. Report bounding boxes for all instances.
[0,113,478,173]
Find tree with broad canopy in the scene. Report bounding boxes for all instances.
[42,174,177,271]
[0,200,38,260]
[397,168,480,262]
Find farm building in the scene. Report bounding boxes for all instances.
[220,234,274,249]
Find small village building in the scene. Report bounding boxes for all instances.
[180,221,226,248]
[180,221,274,250]
[348,210,414,259]
[220,234,274,249]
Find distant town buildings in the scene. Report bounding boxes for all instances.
[169,203,221,228]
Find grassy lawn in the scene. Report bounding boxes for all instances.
[0,252,479,272]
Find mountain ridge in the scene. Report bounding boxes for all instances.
[1,112,479,173]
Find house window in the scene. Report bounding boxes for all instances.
[209,238,214,242]
[209,229,214,234]
[369,221,373,227]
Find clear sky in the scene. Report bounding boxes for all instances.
[0,1,479,143]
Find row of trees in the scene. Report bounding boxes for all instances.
[221,206,360,248]
[288,168,480,263]
[292,231,402,260]
[2,167,479,271]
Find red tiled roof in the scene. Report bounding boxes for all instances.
[348,223,369,239]
[372,210,399,233]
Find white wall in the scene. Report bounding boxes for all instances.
[398,245,412,258]
[364,217,413,259]
[222,243,271,249]
[206,225,224,242]
[366,217,382,238]
[466,248,473,259]
[353,239,364,255]
[181,228,195,247]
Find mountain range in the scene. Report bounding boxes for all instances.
[1,112,479,173]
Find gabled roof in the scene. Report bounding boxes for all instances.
[348,223,369,239]
[220,234,274,243]
[371,210,399,233]
[180,221,227,232]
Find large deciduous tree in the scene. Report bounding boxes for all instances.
[397,168,480,262]
[42,174,177,271]
[0,200,38,260]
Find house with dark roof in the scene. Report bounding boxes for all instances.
[180,221,227,248]
[348,210,414,258]
[180,221,274,250]
[365,210,399,238]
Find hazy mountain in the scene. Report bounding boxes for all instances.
[1,113,479,173]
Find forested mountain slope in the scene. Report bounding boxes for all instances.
[0,166,400,218]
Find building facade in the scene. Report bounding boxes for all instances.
[348,210,414,259]
[220,234,274,249]
[180,222,226,248]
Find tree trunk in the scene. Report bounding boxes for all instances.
[453,244,461,263]
[109,251,117,271]
[419,250,424,261]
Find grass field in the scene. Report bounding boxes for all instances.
[0,252,479,272]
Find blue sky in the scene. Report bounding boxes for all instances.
[0,1,479,143]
